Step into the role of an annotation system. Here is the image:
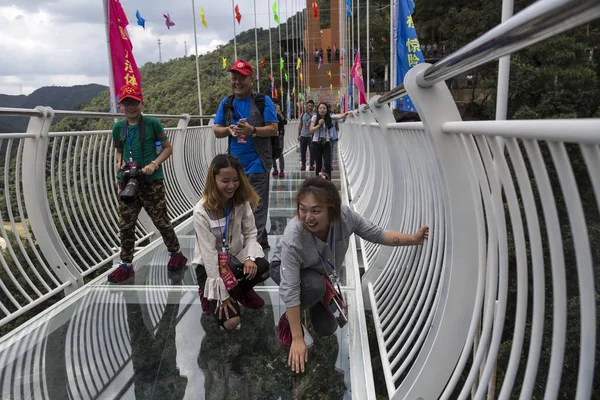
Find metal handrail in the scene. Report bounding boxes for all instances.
[0,107,194,120]
[375,0,600,107]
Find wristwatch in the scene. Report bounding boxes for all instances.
[252,126,257,137]
[246,256,256,262]
[151,160,159,168]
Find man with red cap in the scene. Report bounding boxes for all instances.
[213,60,278,250]
[108,84,187,284]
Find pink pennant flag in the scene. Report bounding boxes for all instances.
[350,52,367,105]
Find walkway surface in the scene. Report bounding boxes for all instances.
[0,146,359,399]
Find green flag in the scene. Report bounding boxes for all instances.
[284,72,288,82]
[280,57,284,70]
[272,2,280,24]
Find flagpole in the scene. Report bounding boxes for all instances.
[390,0,394,92]
[496,0,514,121]
[191,0,204,118]
[285,0,290,115]
[103,0,118,113]
[254,0,260,91]
[292,0,296,116]
[232,0,238,60]
[366,0,370,100]
[268,0,274,83]
[278,0,283,93]
[351,0,355,109]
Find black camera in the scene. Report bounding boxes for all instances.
[120,162,142,203]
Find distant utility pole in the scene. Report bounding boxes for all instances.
[158,39,163,62]
[184,41,188,56]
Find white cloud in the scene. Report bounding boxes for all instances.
[0,0,305,96]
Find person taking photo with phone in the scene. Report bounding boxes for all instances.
[213,60,278,250]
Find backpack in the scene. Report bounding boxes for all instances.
[224,93,281,159]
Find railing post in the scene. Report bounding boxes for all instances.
[172,114,198,205]
[21,107,82,293]
[390,63,479,399]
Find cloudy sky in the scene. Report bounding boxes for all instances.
[0,0,306,95]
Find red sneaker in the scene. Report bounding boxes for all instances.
[309,165,315,171]
[279,171,285,178]
[168,251,187,271]
[198,289,211,313]
[272,169,279,177]
[107,263,135,284]
[277,312,292,346]
[231,287,265,309]
[300,164,306,171]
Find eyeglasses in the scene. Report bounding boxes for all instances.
[120,99,141,107]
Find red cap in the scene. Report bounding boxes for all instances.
[118,84,143,102]
[229,60,253,76]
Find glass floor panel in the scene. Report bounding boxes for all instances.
[0,286,352,399]
[0,144,360,399]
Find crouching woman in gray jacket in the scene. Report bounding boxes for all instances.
[270,177,429,373]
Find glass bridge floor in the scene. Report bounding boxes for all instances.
[0,149,359,399]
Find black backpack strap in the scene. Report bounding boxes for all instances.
[223,95,236,127]
[253,93,266,116]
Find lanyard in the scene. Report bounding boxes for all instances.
[221,201,232,247]
[126,125,138,161]
[312,225,335,272]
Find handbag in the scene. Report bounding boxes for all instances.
[321,274,348,328]
[218,252,245,291]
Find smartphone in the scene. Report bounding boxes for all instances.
[237,118,248,143]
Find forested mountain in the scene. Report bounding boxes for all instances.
[0,84,107,133]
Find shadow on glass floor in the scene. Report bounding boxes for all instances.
[0,287,350,399]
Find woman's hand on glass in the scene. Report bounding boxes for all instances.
[216,297,237,320]
[288,337,308,373]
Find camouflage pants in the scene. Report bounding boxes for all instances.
[118,179,180,263]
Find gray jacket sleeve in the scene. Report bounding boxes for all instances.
[346,206,386,244]
[278,239,304,308]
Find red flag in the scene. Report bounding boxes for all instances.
[333,40,337,53]
[312,2,318,18]
[260,57,265,69]
[108,0,142,105]
[350,52,367,105]
[235,4,242,24]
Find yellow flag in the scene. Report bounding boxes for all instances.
[222,58,227,69]
[200,7,208,28]
[300,73,303,81]
[330,84,332,91]
[296,57,301,70]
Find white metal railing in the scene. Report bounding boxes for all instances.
[340,0,600,399]
[0,112,297,329]
[0,108,219,327]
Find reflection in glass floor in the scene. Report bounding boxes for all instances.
[0,145,360,399]
[0,286,351,399]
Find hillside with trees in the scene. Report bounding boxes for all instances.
[0,84,107,133]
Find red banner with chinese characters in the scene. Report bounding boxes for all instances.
[108,0,142,101]
[350,52,367,105]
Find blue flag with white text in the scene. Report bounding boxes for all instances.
[396,0,423,112]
